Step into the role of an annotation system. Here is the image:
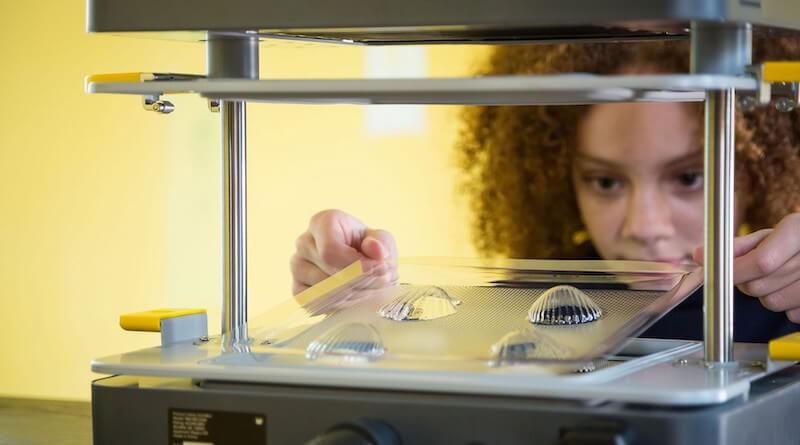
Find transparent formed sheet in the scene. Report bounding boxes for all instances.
[247,257,702,374]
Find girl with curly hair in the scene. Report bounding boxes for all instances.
[291,38,800,342]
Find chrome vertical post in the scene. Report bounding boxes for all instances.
[703,89,737,363]
[691,22,751,363]
[207,35,259,344]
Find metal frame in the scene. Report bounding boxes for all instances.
[83,18,784,371]
[198,23,749,364]
[206,35,259,345]
[690,22,752,364]
[200,23,752,365]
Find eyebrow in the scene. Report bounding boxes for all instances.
[574,149,703,170]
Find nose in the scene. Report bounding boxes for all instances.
[621,185,675,245]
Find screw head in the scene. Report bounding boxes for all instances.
[673,358,689,366]
[153,100,175,114]
[775,97,796,113]
[739,95,758,112]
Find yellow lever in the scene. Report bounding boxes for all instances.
[768,331,800,361]
[87,72,154,84]
[86,72,204,84]
[120,308,207,332]
[761,62,800,83]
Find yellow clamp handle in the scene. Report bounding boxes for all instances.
[761,62,800,83]
[768,331,800,361]
[120,308,207,332]
[87,72,155,84]
[86,72,205,84]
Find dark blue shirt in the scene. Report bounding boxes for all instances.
[641,286,799,343]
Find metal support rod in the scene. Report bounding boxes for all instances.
[207,35,259,343]
[221,100,248,342]
[703,89,736,363]
[691,22,751,363]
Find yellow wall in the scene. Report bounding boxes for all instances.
[0,1,480,400]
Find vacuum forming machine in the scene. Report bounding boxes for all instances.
[86,1,800,443]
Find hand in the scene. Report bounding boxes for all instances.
[290,209,398,295]
[694,213,800,323]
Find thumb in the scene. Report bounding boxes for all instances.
[693,228,773,264]
[360,229,398,260]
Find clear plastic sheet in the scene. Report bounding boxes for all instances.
[246,257,702,373]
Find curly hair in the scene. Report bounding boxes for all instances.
[456,38,800,259]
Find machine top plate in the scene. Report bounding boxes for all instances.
[87,0,800,42]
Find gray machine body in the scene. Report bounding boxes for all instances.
[86,0,800,43]
[92,366,800,445]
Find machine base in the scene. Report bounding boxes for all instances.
[92,366,800,445]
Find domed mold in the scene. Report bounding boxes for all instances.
[378,286,461,321]
[528,285,602,325]
[489,328,571,367]
[305,322,385,362]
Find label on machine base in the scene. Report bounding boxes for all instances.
[168,408,267,445]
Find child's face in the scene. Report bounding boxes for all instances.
[573,101,743,264]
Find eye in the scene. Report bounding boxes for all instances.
[586,175,623,193]
[674,171,703,191]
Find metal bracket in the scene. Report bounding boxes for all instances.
[160,313,208,346]
[142,94,175,114]
[741,64,800,112]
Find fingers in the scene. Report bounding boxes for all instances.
[733,229,774,258]
[316,241,362,275]
[294,232,317,263]
[307,210,365,275]
[292,209,398,295]
[290,254,393,297]
[692,214,800,323]
[731,214,800,320]
[360,229,399,288]
[734,217,800,284]
[786,307,800,324]
[309,209,367,250]
[693,228,772,265]
[361,228,398,260]
[290,254,329,288]
[738,251,800,297]
[291,254,397,296]
[754,279,800,313]
[293,282,310,296]
[357,270,398,290]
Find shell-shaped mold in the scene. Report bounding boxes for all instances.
[378,286,461,321]
[305,323,385,362]
[574,358,609,373]
[528,285,602,325]
[489,328,571,367]
[575,360,600,373]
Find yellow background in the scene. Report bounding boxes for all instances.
[0,1,480,400]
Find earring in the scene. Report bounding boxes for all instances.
[572,230,590,246]
[737,223,752,236]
